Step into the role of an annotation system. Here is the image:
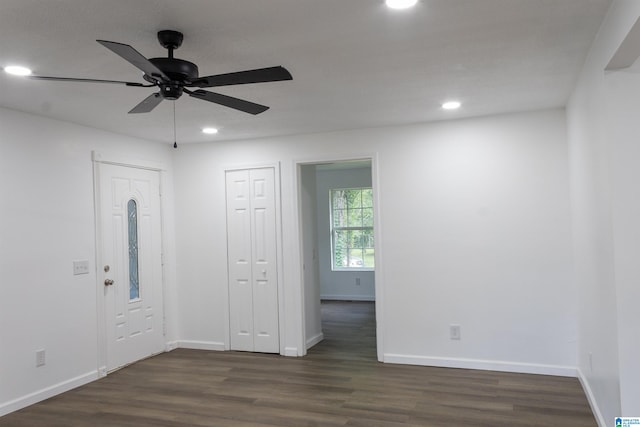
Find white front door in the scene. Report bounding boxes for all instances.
[226,168,279,353]
[98,163,164,371]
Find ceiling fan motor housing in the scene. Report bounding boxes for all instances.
[148,58,199,82]
[145,58,199,99]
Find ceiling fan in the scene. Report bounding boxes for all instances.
[29,30,293,115]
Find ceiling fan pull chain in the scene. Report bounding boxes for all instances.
[173,101,178,149]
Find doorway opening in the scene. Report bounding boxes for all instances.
[298,158,380,360]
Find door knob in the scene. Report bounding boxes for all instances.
[104,279,114,286]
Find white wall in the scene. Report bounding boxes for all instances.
[378,110,574,370]
[566,0,640,421]
[173,108,575,372]
[607,70,640,416]
[315,167,375,301]
[0,107,177,415]
[299,165,322,349]
[607,70,640,417]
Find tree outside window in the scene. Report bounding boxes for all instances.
[330,188,374,270]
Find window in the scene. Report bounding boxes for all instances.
[330,188,374,270]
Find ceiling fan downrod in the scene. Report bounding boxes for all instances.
[157,30,183,59]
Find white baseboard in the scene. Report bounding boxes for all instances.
[306,332,324,350]
[0,370,98,417]
[321,295,375,301]
[383,353,578,377]
[283,347,299,357]
[165,341,178,352]
[577,368,606,427]
[177,340,226,351]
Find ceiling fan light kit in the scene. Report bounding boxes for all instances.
[27,30,293,115]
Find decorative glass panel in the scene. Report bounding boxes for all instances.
[127,199,140,300]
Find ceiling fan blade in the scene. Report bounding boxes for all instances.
[191,66,292,88]
[128,93,164,114]
[97,40,169,82]
[29,75,147,86]
[185,89,269,115]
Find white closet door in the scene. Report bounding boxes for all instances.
[226,168,279,353]
[249,168,279,353]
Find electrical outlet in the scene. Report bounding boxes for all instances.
[355,278,361,286]
[36,349,46,367]
[450,324,461,340]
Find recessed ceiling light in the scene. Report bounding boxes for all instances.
[202,127,219,135]
[385,0,418,10]
[4,65,32,76]
[442,101,461,110]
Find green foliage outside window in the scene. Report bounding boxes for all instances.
[330,188,374,269]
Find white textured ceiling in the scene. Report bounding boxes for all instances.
[0,0,611,145]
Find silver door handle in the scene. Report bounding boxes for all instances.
[104,279,114,286]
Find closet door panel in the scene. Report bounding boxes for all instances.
[226,170,254,351]
[250,168,279,353]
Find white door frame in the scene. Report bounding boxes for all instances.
[293,153,384,361]
[92,151,168,376]
[223,162,286,355]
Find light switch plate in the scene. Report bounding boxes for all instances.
[73,260,90,275]
[36,349,46,367]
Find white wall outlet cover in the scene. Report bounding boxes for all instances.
[450,324,461,340]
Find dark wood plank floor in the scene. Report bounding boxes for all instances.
[1,301,597,426]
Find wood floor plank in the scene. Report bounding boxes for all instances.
[0,301,597,426]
